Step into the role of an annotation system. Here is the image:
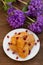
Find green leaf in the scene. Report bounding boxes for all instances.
[22,6,28,12]
[22,0,30,12]
[4,0,16,3]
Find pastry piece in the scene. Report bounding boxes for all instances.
[18,44,29,58]
[17,37,25,49]
[28,42,35,50]
[9,31,35,58]
[11,36,16,45]
[26,34,35,43]
[9,44,17,52]
[25,34,35,49]
[29,34,35,42]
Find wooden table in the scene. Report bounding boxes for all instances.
[0,0,43,65]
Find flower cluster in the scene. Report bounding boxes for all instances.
[25,0,43,33]
[28,15,43,33]
[25,0,43,17]
[7,7,25,28]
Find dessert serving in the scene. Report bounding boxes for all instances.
[9,31,35,58]
[3,29,40,61]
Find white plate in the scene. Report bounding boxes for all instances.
[3,28,40,61]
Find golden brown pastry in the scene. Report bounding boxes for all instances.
[25,34,35,50]
[11,36,16,45]
[9,44,17,52]
[9,31,35,58]
[18,44,29,58]
[17,37,25,49]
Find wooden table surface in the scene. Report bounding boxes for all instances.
[0,0,43,65]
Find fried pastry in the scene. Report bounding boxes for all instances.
[9,44,17,52]
[18,44,29,58]
[17,37,25,49]
[9,31,35,58]
[11,36,16,45]
[25,34,35,49]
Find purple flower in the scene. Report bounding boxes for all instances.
[25,0,43,17]
[25,0,43,33]
[28,15,43,33]
[7,8,25,28]
[7,7,15,15]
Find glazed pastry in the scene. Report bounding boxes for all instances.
[9,44,17,52]
[11,36,16,45]
[9,31,35,58]
[17,37,25,49]
[18,44,29,58]
[25,34,35,49]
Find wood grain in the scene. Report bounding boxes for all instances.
[0,0,43,65]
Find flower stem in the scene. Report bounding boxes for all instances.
[12,4,21,10]
[26,16,35,22]
[1,0,6,6]
[25,21,31,25]
[18,0,27,5]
